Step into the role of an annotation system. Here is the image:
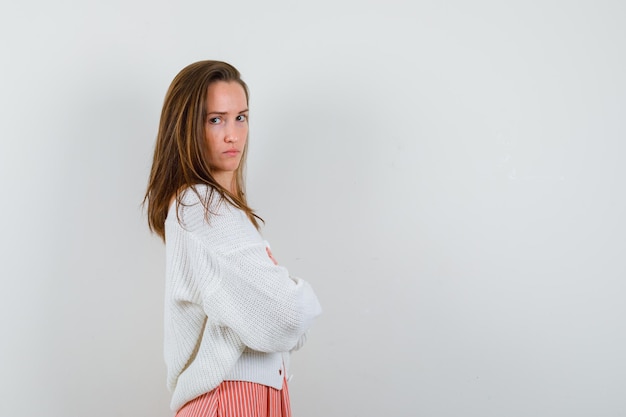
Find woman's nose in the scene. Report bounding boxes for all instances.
[225,124,237,142]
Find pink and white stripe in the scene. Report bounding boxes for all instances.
[175,379,291,417]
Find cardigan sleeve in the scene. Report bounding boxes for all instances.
[202,241,321,352]
[173,189,322,353]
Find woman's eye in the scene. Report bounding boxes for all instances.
[236,114,247,122]
[208,117,221,124]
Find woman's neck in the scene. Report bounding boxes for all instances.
[214,171,236,194]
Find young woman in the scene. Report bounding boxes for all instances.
[144,60,322,417]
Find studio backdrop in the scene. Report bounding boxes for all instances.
[1,1,625,416]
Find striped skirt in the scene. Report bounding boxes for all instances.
[175,379,291,417]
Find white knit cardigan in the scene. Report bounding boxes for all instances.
[164,185,322,411]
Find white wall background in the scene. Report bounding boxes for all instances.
[1,1,625,416]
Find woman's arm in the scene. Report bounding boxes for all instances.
[202,241,321,352]
[171,189,322,353]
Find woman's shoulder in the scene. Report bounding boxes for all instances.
[166,185,262,250]
[178,184,215,204]
[173,184,229,213]
[169,184,242,227]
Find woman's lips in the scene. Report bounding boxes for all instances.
[223,149,240,156]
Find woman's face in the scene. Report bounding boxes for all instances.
[204,81,248,183]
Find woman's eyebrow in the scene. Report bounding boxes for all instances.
[206,108,249,115]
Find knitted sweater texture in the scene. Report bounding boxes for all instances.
[164,186,322,411]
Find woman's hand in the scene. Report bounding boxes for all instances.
[266,247,278,265]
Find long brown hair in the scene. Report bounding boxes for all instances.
[144,60,261,240]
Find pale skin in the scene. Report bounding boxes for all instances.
[204,81,248,194]
[204,81,278,266]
